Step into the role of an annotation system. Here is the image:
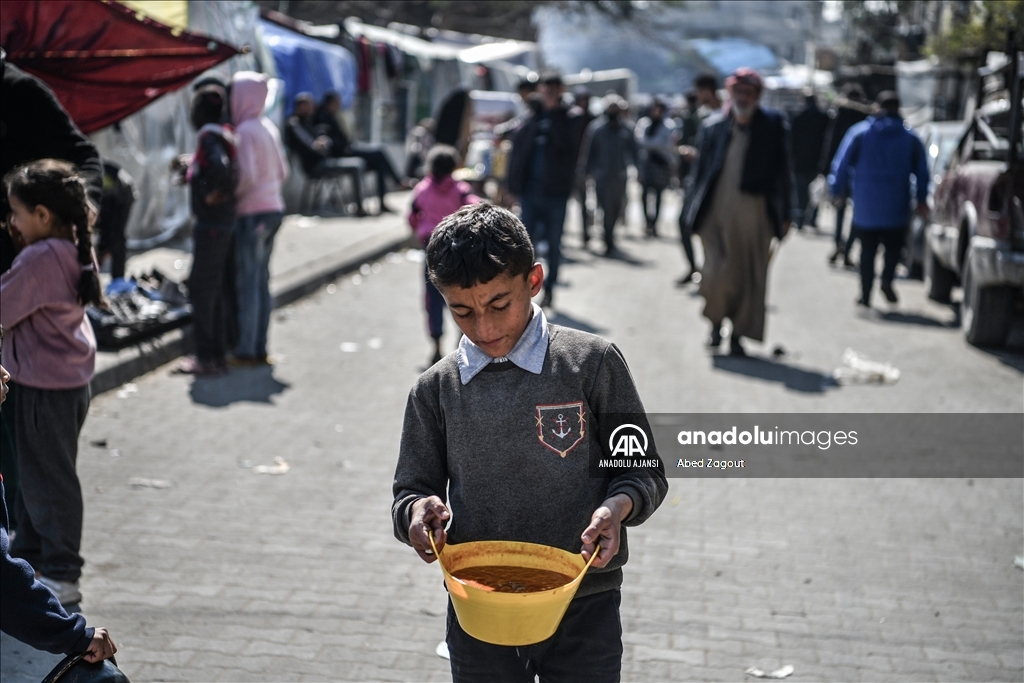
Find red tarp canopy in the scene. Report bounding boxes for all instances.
[1,0,240,134]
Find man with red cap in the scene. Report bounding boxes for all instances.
[680,67,794,356]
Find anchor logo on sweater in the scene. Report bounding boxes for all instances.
[535,402,586,458]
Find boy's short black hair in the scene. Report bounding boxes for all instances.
[426,203,535,290]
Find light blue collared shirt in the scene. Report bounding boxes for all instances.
[457,303,548,385]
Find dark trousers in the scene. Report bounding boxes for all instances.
[597,180,627,251]
[10,382,90,582]
[678,204,697,272]
[642,183,665,234]
[424,263,446,339]
[188,221,234,364]
[574,179,592,242]
[447,589,622,683]
[521,191,569,294]
[857,226,906,302]
[794,171,814,228]
[350,143,402,202]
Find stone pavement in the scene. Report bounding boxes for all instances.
[2,191,1022,682]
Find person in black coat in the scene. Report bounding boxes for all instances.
[790,92,829,230]
[505,71,585,308]
[0,52,102,276]
[821,84,872,265]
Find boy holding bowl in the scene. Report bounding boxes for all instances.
[392,203,667,682]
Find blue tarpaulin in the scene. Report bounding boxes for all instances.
[687,38,778,76]
[260,19,356,112]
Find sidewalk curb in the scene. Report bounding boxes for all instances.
[89,233,411,397]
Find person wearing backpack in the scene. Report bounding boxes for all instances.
[408,145,479,365]
[829,91,929,307]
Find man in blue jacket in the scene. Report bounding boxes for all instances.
[830,92,929,306]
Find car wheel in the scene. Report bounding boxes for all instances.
[961,256,1013,347]
[925,244,956,303]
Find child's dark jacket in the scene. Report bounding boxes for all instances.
[189,123,237,225]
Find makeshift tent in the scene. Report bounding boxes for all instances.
[0,0,240,134]
[260,18,356,113]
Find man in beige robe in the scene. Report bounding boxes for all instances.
[681,68,794,356]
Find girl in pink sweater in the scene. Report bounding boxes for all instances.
[1,159,103,605]
[407,145,479,364]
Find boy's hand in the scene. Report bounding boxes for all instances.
[408,496,450,564]
[83,627,117,663]
[581,493,633,568]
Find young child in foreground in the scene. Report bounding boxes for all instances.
[407,144,479,365]
[392,202,667,682]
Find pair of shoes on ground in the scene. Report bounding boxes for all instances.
[540,290,554,309]
[38,575,82,606]
[173,356,227,376]
[228,354,274,368]
[858,284,898,308]
[705,327,746,356]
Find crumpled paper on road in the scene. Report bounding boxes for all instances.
[253,457,290,475]
[129,477,173,489]
[746,664,794,679]
[832,348,900,385]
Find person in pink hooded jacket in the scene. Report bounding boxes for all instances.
[230,72,288,365]
[407,145,479,364]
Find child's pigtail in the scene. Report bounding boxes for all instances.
[63,176,103,308]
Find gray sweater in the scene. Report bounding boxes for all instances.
[392,325,667,597]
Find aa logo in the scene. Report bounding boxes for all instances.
[609,424,648,458]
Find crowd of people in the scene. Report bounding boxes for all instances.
[402,67,932,358]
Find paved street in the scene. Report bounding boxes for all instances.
[3,192,1022,682]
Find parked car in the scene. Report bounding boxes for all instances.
[925,49,1024,347]
[906,120,965,279]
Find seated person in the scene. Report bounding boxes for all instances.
[283,93,367,217]
[317,91,408,213]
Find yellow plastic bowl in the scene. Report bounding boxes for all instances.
[431,537,598,646]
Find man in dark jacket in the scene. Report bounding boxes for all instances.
[0,52,102,275]
[570,86,596,245]
[506,71,584,308]
[284,93,367,216]
[579,96,638,255]
[822,84,872,265]
[790,92,829,230]
[682,68,794,356]
[830,92,929,307]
